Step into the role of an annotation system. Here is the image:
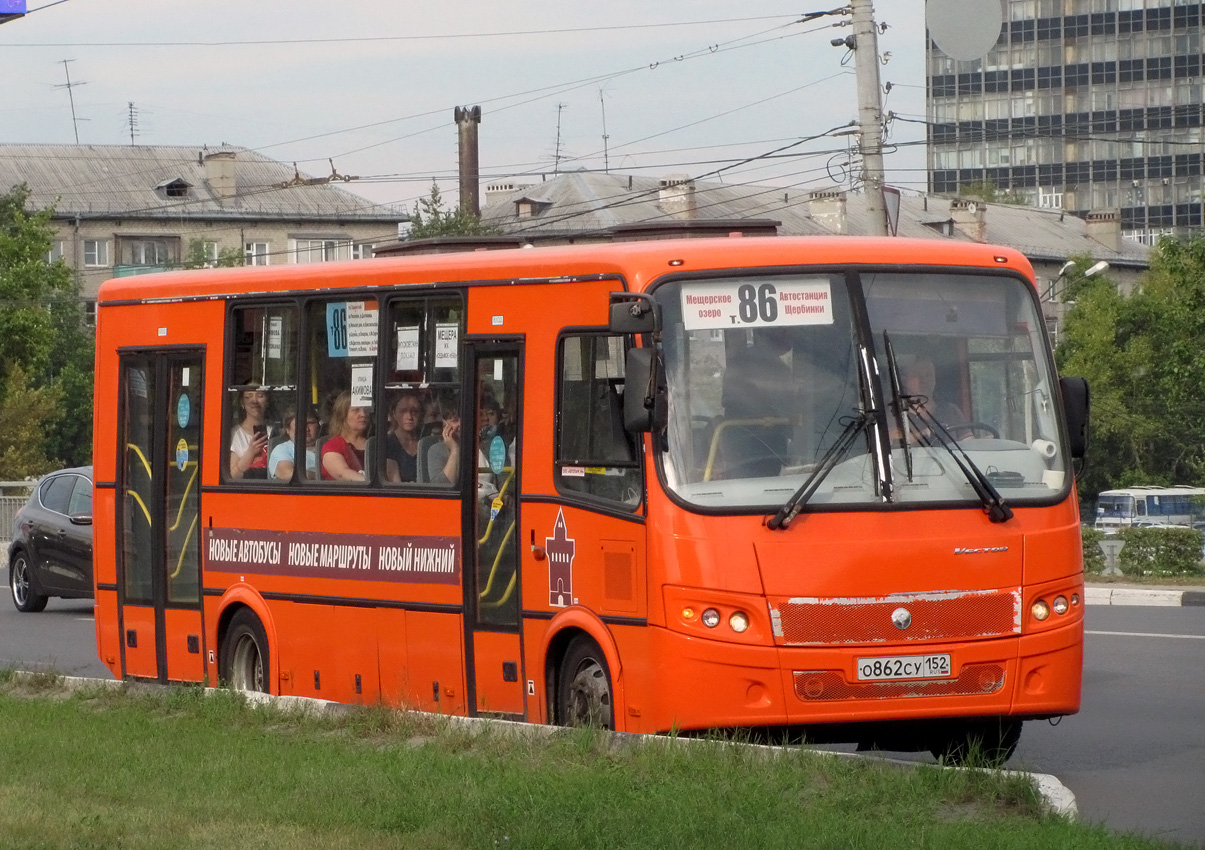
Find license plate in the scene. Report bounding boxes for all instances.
[855,653,952,681]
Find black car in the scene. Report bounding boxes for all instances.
[7,466,93,613]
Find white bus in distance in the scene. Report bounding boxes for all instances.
[1094,485,1205,532]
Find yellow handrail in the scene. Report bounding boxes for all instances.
[477,521,516,600]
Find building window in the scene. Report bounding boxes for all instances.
[45,240,65,263]
[245,242,270,266]
[121,239,173,267]
[352,242,374,260]
[202,242,219,267]
[84,239,110,267]
[292,238,349,264]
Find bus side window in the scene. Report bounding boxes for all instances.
[554,333,641,507]
[225,305,297,483]
[308,298,379,485]
[383,295,464,487]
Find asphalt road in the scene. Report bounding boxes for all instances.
[1,591,1203,847]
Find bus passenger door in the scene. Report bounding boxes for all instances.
[465,344,526,718]
[117,351,205,684]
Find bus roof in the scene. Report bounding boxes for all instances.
[1098,486,1205,496]
[96,236,1036,304]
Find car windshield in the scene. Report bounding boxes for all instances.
[655,269,1068,512]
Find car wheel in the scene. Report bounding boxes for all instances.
[557,637,614,729]
[9,551,48,613]
[220,609,270,693]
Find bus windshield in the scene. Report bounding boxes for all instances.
[656,269,1066,511]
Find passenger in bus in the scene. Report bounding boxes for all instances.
[270,408,320,481]
[321,391,370,481]
[420,393,443,437]
[384,390,423,483]
[896,355,968,440]
[427,397,462,487]
[229,385,271,480]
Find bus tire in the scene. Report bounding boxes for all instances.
[557,637,614,729]
[221,609,270,693]
[9,551,48,613]
[929,717,1022,767]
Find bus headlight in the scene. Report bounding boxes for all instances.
[729,611,750,633]
[1031,599,1050,621]
[701,608,721,628]
[1052,595,1069,615]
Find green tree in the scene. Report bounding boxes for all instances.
[0,365,61,479]
[181,238,244,269]
[407,181,498,239]
[956,180,1028,205]
[0,184,95,474]
[1056,236,1205,496]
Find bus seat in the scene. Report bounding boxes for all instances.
[416,434,441,483]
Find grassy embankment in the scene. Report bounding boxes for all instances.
[0,673,1176,850]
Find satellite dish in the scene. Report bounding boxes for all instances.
[927,0,1004,62]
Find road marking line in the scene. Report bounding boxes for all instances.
[1087,630,1205,640]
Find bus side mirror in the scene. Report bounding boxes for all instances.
[609,292,660,334]
[624,347,667,434]
[1060,376,1089,459]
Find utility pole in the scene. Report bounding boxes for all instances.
[849,0,888,236]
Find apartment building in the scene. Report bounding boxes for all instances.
[927,0,1204,243]
[0,144,406,309]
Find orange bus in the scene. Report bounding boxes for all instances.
[91,235,1089,762]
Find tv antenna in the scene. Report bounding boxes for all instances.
[127,102,140,145]
[54,59,88,144]
[553,102,567,175]
[599,88,610,174]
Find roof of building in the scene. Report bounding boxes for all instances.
[0,143,405,223]
[478,170,1151,269]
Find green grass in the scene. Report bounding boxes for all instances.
[0,677,1175,850]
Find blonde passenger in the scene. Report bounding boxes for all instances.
[321,392,369,481]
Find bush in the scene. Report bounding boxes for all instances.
[1115,526,1205,577]
[1080,526,1105,573]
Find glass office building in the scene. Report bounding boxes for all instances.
[927,1,1204,242]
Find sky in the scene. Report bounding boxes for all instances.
[1,1,933,213]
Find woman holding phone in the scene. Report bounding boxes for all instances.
[230,385,271,480]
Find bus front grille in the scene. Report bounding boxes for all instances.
[771,589,1021,646]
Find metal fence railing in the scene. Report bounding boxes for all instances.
[0,482,35,552]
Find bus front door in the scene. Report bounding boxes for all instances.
[117,351,205,683]
[465,344,526,718]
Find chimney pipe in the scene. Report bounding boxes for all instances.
[455,106,482,217]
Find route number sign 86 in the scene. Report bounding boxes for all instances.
[680,277,833,331]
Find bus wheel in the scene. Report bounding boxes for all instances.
[9,551,48,613]
[929,718,1022,767]
[221,609,270,693]
[557,637,614,729]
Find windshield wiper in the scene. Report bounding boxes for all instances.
[767,410,872,530]
[882,332,913,482]
[907,404,1014,523]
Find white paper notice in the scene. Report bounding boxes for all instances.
[395,326,420,371]
[434,323,458,369]
[351,363,374,407]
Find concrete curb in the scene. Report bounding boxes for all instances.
[1085,585,1205,606]
[12,672,1078,820]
